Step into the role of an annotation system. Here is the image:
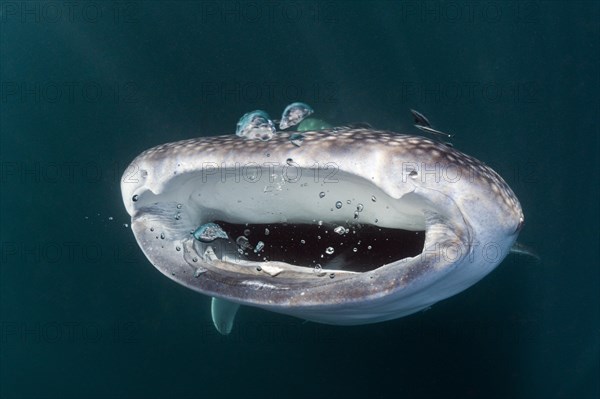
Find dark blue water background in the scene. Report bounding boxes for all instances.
[1,1,598,398]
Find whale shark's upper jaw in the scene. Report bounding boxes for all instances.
[121,128,523,325]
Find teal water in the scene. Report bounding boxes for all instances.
[1,1,598,398]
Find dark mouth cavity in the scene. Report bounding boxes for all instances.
[215,221,425,273]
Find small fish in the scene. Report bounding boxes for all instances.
[279,102,314,130]
[414,124,453,138]
[410,109,453,138]
[236,110,276,141]
[296,118,332,132]
[193,223,229,242]
[410,109,432,128]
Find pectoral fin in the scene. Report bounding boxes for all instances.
[211,297,240,335]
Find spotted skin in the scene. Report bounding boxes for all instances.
[132,128,522,225]
[122,127,524,326]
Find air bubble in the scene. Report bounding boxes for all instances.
[264,228,270,235]
[160,233,165,239]
[329,273,335,279]
[236,236,252,250]
[334,226,346,235]
[254,241,265,253]
[132,194,139,202]
[371,196,376,202]
[356,204,364,212]
[353,247,358,252]
[335,201,342,209]
[313,264,322,274]
[301,239,306,244]
[244,229,251,236]
[368,245,372,250]
[176,204,182,209]
[175,246,181,251]
[319,191,326,198]
[325,247,335,255]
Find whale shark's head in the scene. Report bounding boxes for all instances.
[121,128,523,327]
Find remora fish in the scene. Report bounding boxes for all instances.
[121,128,524,334]
[410,109,453,138]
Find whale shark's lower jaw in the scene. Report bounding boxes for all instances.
[122,129,523,325]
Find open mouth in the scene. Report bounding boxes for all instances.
[134,166,430,281]
[212,220,425,273]
[124,128,522,327]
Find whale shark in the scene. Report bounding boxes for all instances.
[121,127,524,334]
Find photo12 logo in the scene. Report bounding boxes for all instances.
[199,161,340,185]
[0,1,140,24]
[0,321,139,344]
[395,81,541,105]
[199,81,339,105]
[198,1,341,24]
[1,81,140,104]
[397,1,540,24]
[121,161,341,186]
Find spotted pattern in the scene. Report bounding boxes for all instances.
[135,128,522,221]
